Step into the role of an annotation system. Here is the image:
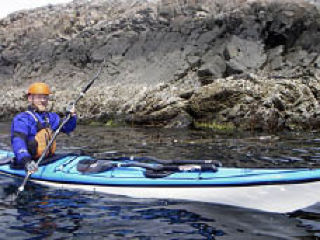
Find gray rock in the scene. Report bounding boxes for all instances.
[1,0,320,131]
[267,45,285,71]
[164,111,193,128]
[224,35,266,74]
[198,54,226,84]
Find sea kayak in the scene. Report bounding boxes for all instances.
[0,150,319,213]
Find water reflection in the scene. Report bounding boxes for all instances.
[0,180,223,240]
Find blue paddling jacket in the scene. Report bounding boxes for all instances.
[11,107,77,169]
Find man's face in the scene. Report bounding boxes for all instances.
[28,94,49,112]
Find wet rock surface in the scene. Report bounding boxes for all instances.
[1,0,320,131]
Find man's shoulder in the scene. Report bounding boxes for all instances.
[12,111,35,126]
[13,111,30,120]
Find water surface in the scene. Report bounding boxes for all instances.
[0,122,319,239]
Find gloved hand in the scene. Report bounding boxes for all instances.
[66,103,77,116]
[25,160,38,173]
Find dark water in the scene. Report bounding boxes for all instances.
[0,122,320,240]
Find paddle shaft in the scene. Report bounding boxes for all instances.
[73,60,105,106]
[17,60,105,194]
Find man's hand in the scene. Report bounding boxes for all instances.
[66,103,77,116]
[25,160,38,174]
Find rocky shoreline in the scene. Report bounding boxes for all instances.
[1,0,320,131]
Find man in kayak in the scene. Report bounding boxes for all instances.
[10,82,77,172]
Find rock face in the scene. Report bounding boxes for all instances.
[1,0,320,131]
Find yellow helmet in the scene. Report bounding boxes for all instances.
[28,82,51,95]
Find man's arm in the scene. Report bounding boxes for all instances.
[50,112,77,134]
[11,114,33,167]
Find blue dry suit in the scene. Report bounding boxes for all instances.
[11,107,77,169]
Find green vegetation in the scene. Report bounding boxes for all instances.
[87,120,118,127]
[85,118,122,127]
[88,121,104,126]
[194,120,235,133]
[105,119,117,127]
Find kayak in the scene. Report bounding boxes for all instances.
[0,150,319,213]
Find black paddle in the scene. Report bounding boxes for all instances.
[134,156,222,166]
[17,59,106,196]
[91,154,222,167]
